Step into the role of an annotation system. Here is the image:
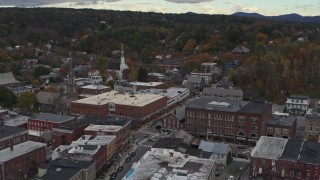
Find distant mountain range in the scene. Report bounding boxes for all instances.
[232,12,320,23]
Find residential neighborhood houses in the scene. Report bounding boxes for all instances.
[0,12,318,180]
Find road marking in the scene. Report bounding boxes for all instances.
[139,145,152,148]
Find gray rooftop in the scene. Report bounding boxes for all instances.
[0,125,28,140]
[173,106,186,120]
[186,97,248,112]
[288,95,309,100]
[129,151,214,180]
[281,139,303,161]
[32,113,75,123]
[36,91,61,105]
[39,159,94,180]
[0,141,46,162]
[202,87,243,97]
[267,115,296,127]
[187,76,203,84]
[153,138,202,157]
[0,72,17,85]
[251,136,287,159]
[238,101,271,114]
[199,140,230,155]
[306,108,320,119]
[4,116,29,127]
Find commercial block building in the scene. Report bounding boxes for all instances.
[0,141,47,180]
[70,91,167,121]
[202,86,243,101]
[304,107,320,140]
[28,113,75,132]
[124,147,215,180]
[266,114,297,139]
[37,159,96,180]
[161,106,185,132]
[185,97,272,144]
[251,136,320,180]
[78,85,111,98]
[0,125,28,150]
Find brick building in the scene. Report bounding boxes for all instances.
[266,114,297,139]
[68,135,116,174]
[4,116,29,129]
[304,107,320,139]
[78,85,111,98]
[185,97,272,144]
[37,159,96,180]
[28,113,75,132]
[161,105,185,133]
[0,125,28,150]
[52,115,131,151]
[70,91,167,121]
[0,141,47,180]
[251,136,320,180]
[84,119,131,153]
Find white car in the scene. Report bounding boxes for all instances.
[228,176,234,180]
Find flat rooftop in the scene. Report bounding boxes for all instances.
[72,135,116,146]
[251,136,287,159]
[85,124,122,133]
[0,141,46,162]
[128,150,214,180]
[73,90,165,107]
[32,113,75,123]
[129,81,163,87]
[186,97,248,112]
[4,116,29,127]
[40,159,94,180]
[0,125,28,140]
[267,115,296,127]
[79,84,110,90]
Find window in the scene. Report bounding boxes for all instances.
[250,117,258,124]
[238,116,246,123]
[208,114,212,119]
[309,125,313,131]
[275,128,280,134]
[238,124,246,130]
[290,171,294,177]
[307,173,310,179]
[251,126,258,131]
[283,129,289,134]
[267,127,273,132]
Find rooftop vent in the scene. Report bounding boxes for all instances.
[56,168,62,173]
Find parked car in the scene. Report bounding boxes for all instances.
[130,152,136,157]
[228,176,234,180]
[117,166,123,172]
[110,172,117,180]
[148,138,155,142]
[143,134,148,137]
[237,154,248,159]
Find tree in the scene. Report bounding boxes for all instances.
[96,56,108,80]
[307,134,319,143]
[34,66,50,78]
[18,92,36,110]
[138,67,148,82]
[227,152,233,165]
[0,86,17,108]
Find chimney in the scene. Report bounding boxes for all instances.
[10,145,13,151]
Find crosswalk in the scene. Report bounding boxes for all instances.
[139,145,152,148]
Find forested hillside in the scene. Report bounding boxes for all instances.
[0,8,320,102]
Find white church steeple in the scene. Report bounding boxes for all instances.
[119,43,129,80]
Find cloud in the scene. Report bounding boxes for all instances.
[0,0,120,7]
[294,4,313,10]
[232,4,258,13]
[201,5,216,14]
[165,0,213,4]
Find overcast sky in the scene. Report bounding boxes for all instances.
[0,0,319,16]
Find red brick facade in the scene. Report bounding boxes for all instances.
[0,128,28,150]
[28,117,75,132]
[0,142,46,180]
[185,103,272,144]
[70,97,167,119]
[84,122,131,153]
[162,113,181,130]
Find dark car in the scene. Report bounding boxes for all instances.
[148,138,155,142]
[236,145,247,149]
[237,154,248,159]
[125,157,131,163]
[117,166,123,172]
[215,172,220,177]
[156,125,162,130]
[130,152,136,157]
[110,172,117,179]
